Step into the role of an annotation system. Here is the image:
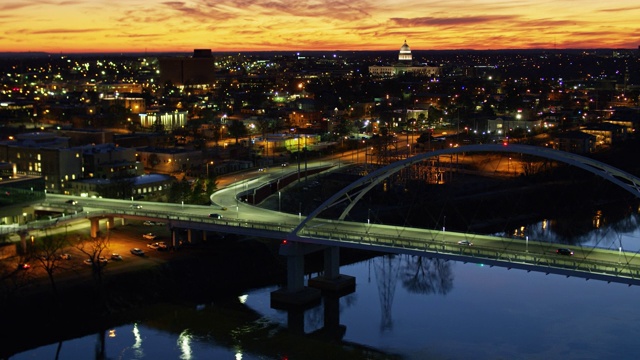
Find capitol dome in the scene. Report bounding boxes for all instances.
[399,40,412,62]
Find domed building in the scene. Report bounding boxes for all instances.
[369,40,440,77]
[398,40,412,62]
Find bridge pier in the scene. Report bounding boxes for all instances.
[308,246,356,293]
[89,218,100,238]
[271,242,355,337]
[270,241,322,309]
[271,243,355,308]
[106,216,115,230]
[18,231,29,254]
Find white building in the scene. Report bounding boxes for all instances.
[369,40,441,77]
[139,111,188,131]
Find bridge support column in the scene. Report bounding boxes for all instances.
[106,217,115,230]
[308,246,356,293]
[187,229,193,244]
[18,231,29,254]
[171,229,177,248]
[271,241,321,309]
[90,218,100,238]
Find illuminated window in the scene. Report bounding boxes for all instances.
[37,154,41,161]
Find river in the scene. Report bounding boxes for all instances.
[9,248,640,360]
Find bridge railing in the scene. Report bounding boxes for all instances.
[298,227,640,283]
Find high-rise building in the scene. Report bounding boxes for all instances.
[158,49,216,88]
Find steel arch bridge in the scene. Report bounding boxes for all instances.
[292,144,640,237]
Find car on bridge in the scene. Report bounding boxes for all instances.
[556,248,574,256]
[65,199,78,205]
[130,204,142,209]
[209,213,223,219]
[457,240,473,246]
[143,233,157,240]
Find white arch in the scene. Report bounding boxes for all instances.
[292,144,640,236]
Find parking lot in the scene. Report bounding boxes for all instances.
[10,219,192,280]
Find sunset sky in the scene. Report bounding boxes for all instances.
[1,0,639,53]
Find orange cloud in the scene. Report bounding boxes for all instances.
[0,0,637,52]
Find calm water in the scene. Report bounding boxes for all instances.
[10,251,640,360]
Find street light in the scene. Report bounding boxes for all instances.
[442,215,446,239]
[619,246,622,264]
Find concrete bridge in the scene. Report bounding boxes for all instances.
[8,144,640,308]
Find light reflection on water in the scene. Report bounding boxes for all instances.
[497,211,640,252]
[12,254,640,360]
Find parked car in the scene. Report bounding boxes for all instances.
[557,248,574,256]
[143,233,156,240]
[457,240,473,246]
[130,248,144,256]
[98,257,108,264]
[147,242,159,249]
[59,253,71,260]
[111,253,123,261]
[83,259,93,265]
[157,241,168,250]
[209,213,222,219]
[17,263,31,270]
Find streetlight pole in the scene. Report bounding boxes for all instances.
[443,215,446,239]
[278,191,281,212]
[619,246,622,264]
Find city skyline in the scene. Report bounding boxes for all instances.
[1,1,639,54]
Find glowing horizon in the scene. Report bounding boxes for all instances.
[1,0,638,53]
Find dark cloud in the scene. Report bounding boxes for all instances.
[7,28,106,35]
[599,6,640,13]
[161,0,371,22]
[109,33,164,39]
[389,15,519,27]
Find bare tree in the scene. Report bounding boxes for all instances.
[75,232,111,305]
[31,233,71,303]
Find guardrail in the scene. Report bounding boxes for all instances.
[297,227,640,285]
[6,203,640,285]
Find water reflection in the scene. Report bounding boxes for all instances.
[11,250,640,360]
[499,207,640,252]
[177,330,192,360]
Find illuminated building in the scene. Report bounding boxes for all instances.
[369,40,441,77]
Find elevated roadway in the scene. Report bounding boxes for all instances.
[6,144,640,286]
